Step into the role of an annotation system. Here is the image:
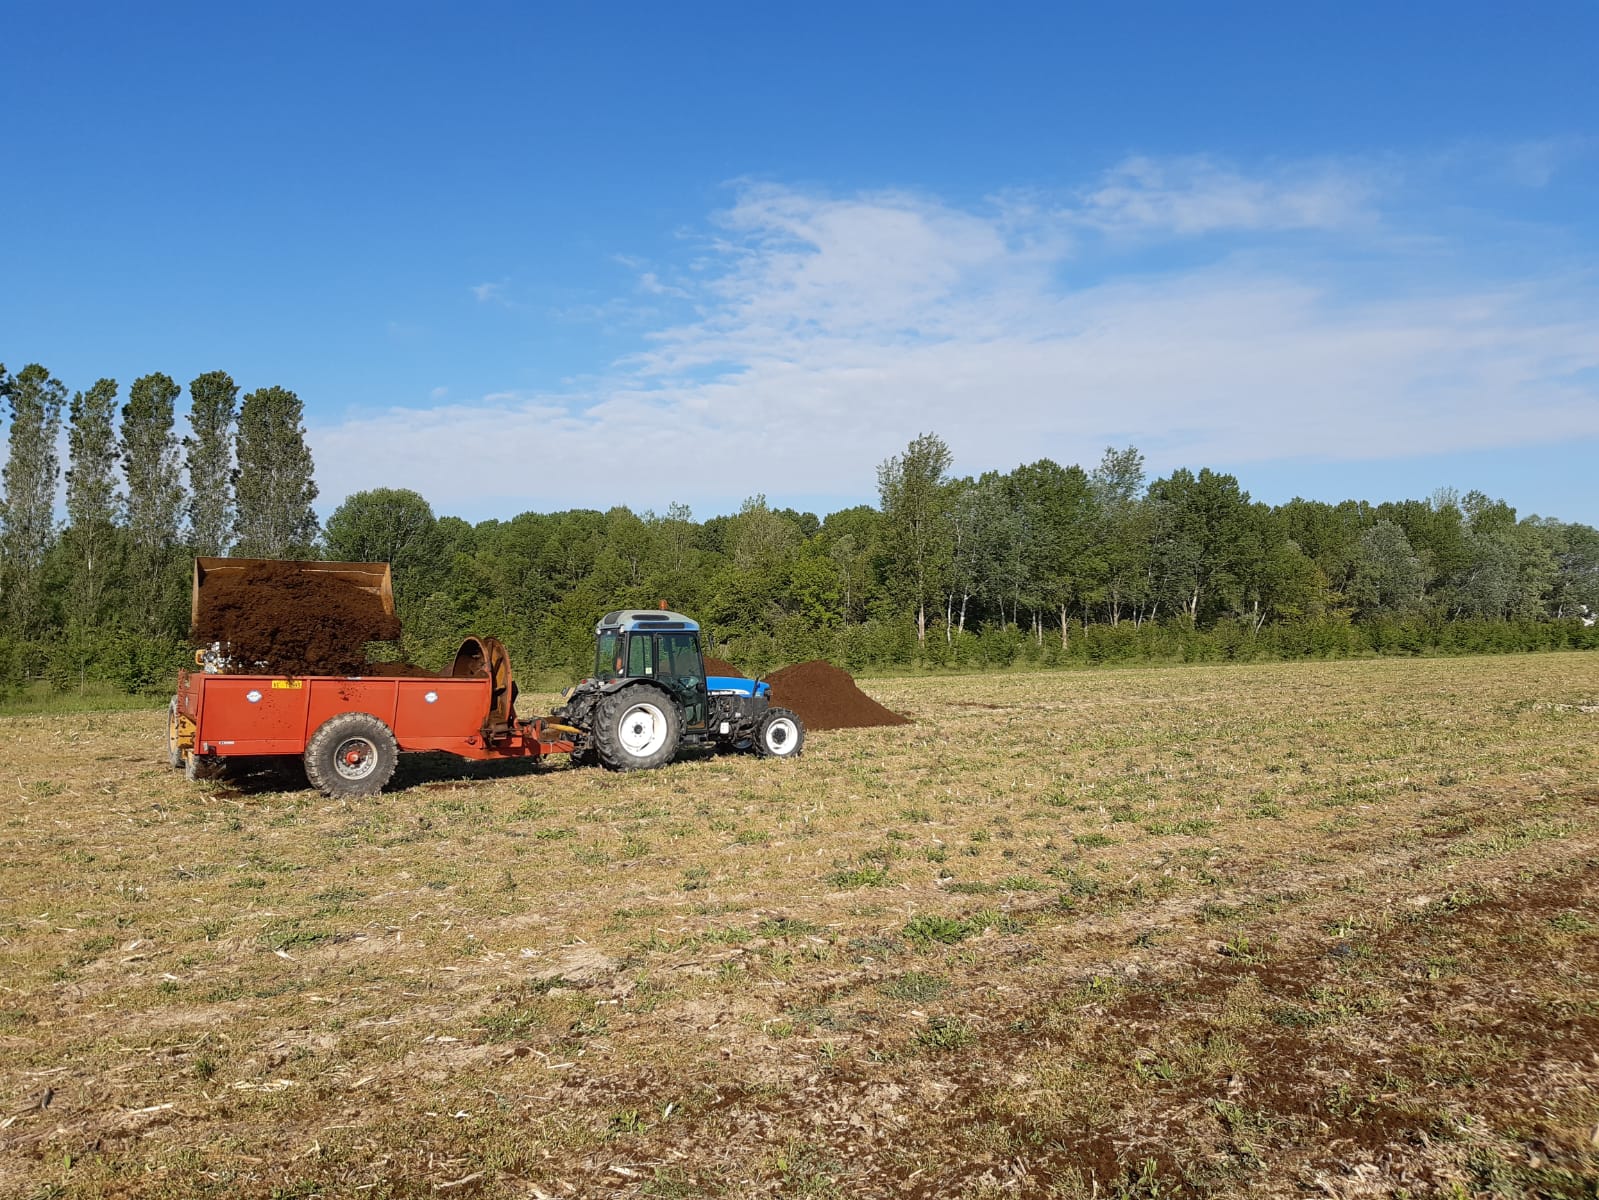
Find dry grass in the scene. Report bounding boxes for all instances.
[2,653,1597,1199]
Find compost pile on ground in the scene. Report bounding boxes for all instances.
[703,656,741,677]
[762,659,910,731]
[192,561,404,676]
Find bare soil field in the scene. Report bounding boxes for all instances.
[3,654,1597,1199]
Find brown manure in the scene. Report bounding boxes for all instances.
[703,656,743,677]
[192,560,403,676]
[362,661,438,678]
[763,659,910,731]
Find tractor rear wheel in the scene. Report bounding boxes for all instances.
[754,707,805,759]
[593,687,681,771]
[305,712,399,798]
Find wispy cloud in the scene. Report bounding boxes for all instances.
[313,154,1599,516]
[1076,154,1379,235]
[471,280,510,305]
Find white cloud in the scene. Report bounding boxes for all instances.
[1076,155,1379,235]
[313,158,1599,516]
[471,280,509,304]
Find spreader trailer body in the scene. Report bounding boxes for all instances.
[169,560,802,797]
[171,632,580,795]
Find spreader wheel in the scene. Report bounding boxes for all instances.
[754,707,805,759]
[185,752,225,782]
[593,686,681,771]
[305,712,399,798]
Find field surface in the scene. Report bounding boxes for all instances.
[2,654,1598,1199]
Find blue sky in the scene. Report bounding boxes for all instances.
[3,1,1596,525]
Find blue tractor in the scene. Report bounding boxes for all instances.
[552,609,805,770]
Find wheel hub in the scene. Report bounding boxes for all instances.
[617,703,668,756]
[334,737,378,780]
[764,717,798,755]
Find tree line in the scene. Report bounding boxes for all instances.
[0,362,317,692]
[2,361,1595,696]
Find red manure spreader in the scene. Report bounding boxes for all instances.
[169,558,802,797]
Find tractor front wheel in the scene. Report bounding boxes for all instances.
[593,687,681,771]
[754,707,805,759]
[305,712,399,798]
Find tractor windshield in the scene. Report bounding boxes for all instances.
[595,630,623,681]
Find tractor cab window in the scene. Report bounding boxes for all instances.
[627,632,655,677]
[595,631,623,681]
[654,633,703,680]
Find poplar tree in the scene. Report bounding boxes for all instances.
[184,370,238,556]
[2,364,66,638]
[65,378,122,630]
[1091,446,1149,625]
[877,432,953,644]
[121,372,185,634]
[233,385,320,557]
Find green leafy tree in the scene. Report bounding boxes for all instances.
[660,501,697,572]
[1256,538,1326,626]
[121,372,186,634]
[1276,498,1372,605]
[877,432,953,644]
[64,377,122,634]
[707,496,801,637]
[1349,520,1427,617]
[324,487,438,569]
[1090,445,1148,625]
[324,487,446,632]
[819,504,883,625]
[963,471,1027,627]
[2,364,66,637]
[233,385,320,556]
[184,370,239,556]
[1377,492,1469,598]
[1007,458,1098,645]
[1536,519,1599,619]
[1146,468,1254,624]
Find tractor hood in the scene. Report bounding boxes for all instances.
[707,675,769,698]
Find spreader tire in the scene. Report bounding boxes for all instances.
[304,712,399,798]
[754,707,805,759]
[184,752,225,782]
[593,686,681,771]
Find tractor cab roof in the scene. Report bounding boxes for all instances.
[596,609,701,634]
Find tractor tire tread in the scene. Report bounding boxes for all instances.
[593,685,681,771]
[754,706,805,759]
[305,711,400,798]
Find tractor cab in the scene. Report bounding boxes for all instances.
[593,610,709,731]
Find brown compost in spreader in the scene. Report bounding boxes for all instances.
[191,561,403,676]
[362,661,438,678]
[763,659,910,731]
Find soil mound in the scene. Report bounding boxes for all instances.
[763,660,909,731]
[192,561,403,676]
[703,656,743,677]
